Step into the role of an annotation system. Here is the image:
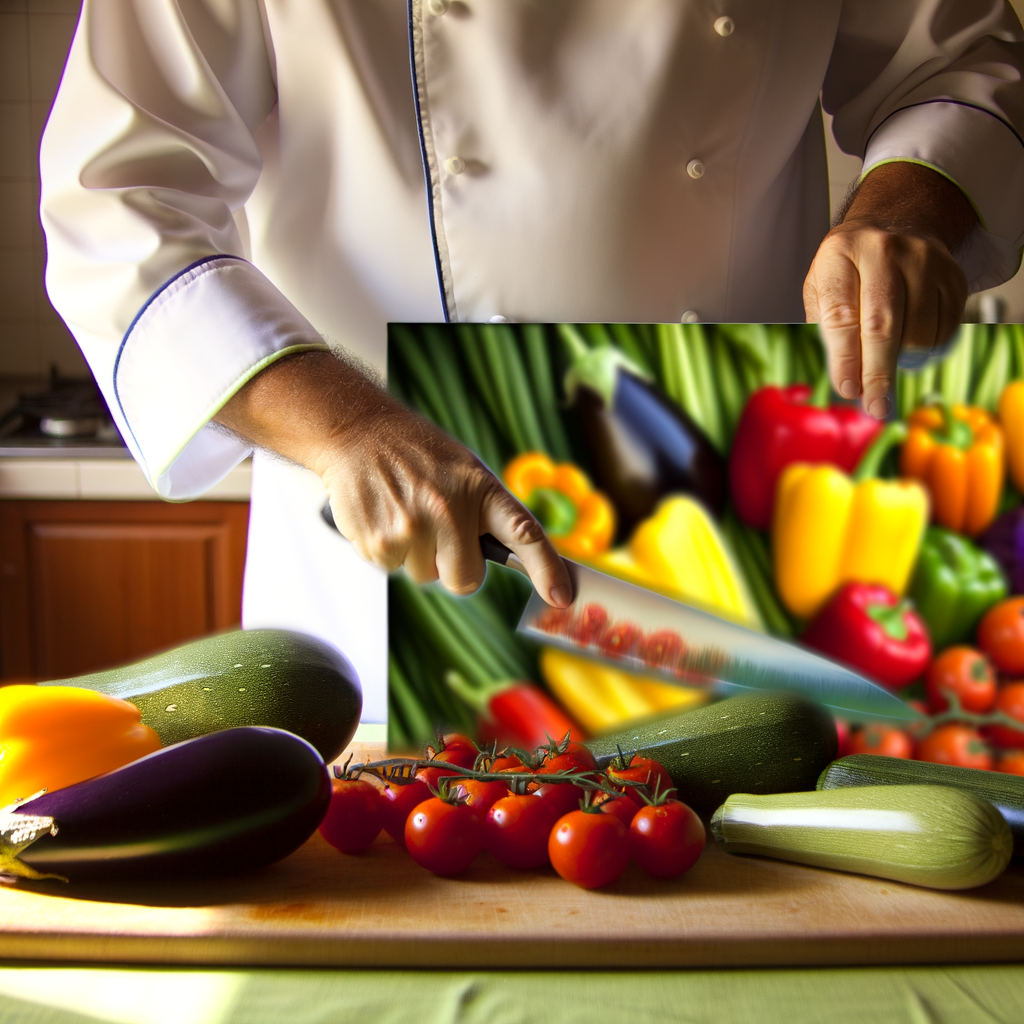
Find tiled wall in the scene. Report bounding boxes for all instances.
[0,0,1022,381]
[0,0,85,378]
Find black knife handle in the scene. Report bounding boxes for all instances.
[322,503,514,567]
[479,533,514,565]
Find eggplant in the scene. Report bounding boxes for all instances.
[981,507,1024,595]
[563,338,725,534]
[12,727,330,881]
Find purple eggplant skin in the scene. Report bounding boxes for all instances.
[15,727,331,881]
[981,508,1024,595]
[574,371,725,534]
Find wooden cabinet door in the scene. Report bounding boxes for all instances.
[0,501,248,680]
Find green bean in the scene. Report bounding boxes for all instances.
[457,324,503,425]
[422,324,480,451]
[687,323,725,452]
[522,324,572,460]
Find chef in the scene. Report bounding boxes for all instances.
[40,1,1024,724]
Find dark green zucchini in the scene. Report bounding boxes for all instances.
[40,629,361,763]
[586,692,837,813]
[818,754,1024,856]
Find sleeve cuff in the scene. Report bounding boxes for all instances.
[113,256,328,499]
[863,102,1024,292]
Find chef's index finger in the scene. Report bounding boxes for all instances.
[806,248,862,402]
[480,485,572,608]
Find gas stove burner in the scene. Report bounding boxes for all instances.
[40,416,104,438]
[0,367,120,445]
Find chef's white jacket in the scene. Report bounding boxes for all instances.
[40,0,1024,723]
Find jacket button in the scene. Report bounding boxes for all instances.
[489,315,509,323]
[681,310,700,323]
[428,0,450,15]
[714,16,735,36]
[445,156,466,175]
[686,159,705,179]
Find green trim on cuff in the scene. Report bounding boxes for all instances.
[151,342,330,489]
[858,157,987,231]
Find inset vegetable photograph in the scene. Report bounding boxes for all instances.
[386,321,1024,789]
[387,323,1024,770]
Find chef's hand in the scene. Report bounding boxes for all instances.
[214,351,572,607]
[803,162,976,419]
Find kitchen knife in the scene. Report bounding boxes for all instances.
[479,535,921,723]
[321,503,919,721]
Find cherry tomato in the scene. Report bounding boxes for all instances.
[917,724,994,770]
[415,759,463,791]
[571,604,609,646]
[548,808,629,889]
[925,646,997,714]
[485,793,561,869]
[379,779,431,843]
[629,799,705,879]
[318,777,383,854]
[978,597,1024,674]
[638,629,685,671]
[592,794,638,828]
[538,741,598,776]
[491,753,526,773]
[607,754,675,805]
[846,724,914,759]
[532,779,583,817]
[457,777,509,813]
[405,797,483,876]
[984,681,1024,748]
[997,750,1024,775]
[596,620,643,659]
[434,734,479,769]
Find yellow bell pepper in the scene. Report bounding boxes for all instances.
[591,495,762,628]
[0,686,162,807]
[538,647,707,734]
[998,380,1024,493]
[773,423,929,619]
[503,452,615,559]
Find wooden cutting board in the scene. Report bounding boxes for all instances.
[0,742,1022,969]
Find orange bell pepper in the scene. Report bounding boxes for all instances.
[998,380,1024,493]
[503,452,615,559]
[0,685,161,807]
[900,404,1004,537]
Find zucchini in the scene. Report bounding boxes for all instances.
[585,692,837,812]
[818,754,1024,856]
[710,785,1013,890]
[40,629,361,763]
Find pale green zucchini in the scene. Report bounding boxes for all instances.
[710,785,1012,890]
[817,754,1024,856]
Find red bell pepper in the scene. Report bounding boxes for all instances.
[447,672,585,750]
[729,384,882,529]
[801,583,932,690]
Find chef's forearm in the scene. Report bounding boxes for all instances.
[839,162,977,254]
[213,350,386,475]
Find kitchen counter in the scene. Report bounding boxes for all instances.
[0,454,251,500]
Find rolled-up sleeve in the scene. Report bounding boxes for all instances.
[40,0,328,498]
[825,0,1024,292]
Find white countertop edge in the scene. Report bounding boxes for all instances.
[0,457,252,501]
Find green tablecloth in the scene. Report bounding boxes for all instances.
[0,966,1022,1024]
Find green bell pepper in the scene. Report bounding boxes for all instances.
[908,527,1007,650]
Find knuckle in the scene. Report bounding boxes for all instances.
[861,370,892,394]
[860,309,895,340]
[818,302,860,330]
[506,511,546,547]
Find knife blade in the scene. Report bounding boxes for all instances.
[479,534,921,722]
[321,504,919,722]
